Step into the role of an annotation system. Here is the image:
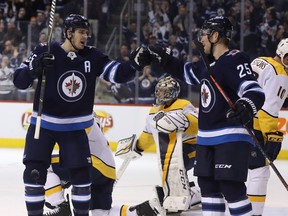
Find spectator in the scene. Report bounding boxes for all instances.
[29,16,41,50]
[126,65,158,104]
[40,12,63,44]
[3,20,22,46]
[147,0,172,46]
[172,3,190,34]
[122,17,138,47]
[168,34,186,60]
[116,44,130,62]
[258,6,280,56]
[35,10,47,33]
[2,40,16,59]
[248,0,266,32]
[0,55,15,99]
[16,7,29,43]
[38,32,48,44]
[5,7,16,23]
[0,19,5,52]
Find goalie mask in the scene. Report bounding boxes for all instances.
[155,76,180,105]
[276,38,288,69]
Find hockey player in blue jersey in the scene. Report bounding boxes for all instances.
[132,16,265,215]
[13,14,147,216]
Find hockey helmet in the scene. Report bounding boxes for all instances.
[64,14,90,31]
[198,16,233,41]
[276,38,288,68]
[155,76,180,105]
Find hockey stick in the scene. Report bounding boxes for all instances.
[114,134,138,186]
[114,157,132,186]
[193,39,288,191]
[34,0,56,139]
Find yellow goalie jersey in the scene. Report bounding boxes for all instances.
[136,98,198,154]
[251,57,288,137]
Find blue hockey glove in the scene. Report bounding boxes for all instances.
[226,99,255,126]
[29,52,55,78]
[148,45,173,66]
[129,47,151,71]
[265,131,283,161]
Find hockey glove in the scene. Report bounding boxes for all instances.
[166,111,189,131]
[129,47,151,71]
[151,111,189,133]
[264,131,283,161]
[108,83,120,94]
[148,45,173,67]
[28,52,55,79]
[115,134,142,160]
[226,99,255,126]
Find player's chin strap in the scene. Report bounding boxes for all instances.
[208,31,221,55]
[69,37,80,51]
[66,32,80,51]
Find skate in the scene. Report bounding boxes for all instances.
[129,200,158,216]
[44,200,72,216]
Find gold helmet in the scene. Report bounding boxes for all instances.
[155,76,180,105]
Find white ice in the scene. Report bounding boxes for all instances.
[1,148,288,215]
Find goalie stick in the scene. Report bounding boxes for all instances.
[114,157,132,186]
[34,0,56,139]
[114,134,137,186]
[193,39,288,191]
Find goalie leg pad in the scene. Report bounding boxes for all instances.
[158,132,192,212]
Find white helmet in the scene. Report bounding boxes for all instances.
[276,38,288,69]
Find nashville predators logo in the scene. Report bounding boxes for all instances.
[201,79,215,113]
[57,70,87,102]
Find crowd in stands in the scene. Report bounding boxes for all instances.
[0,0,287,104]
[119,0,288,104]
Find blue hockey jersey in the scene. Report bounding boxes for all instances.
[13,42,136,131]
[162,50,265,146]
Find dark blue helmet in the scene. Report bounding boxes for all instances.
[200,16,233,41]
[64,14,90,31]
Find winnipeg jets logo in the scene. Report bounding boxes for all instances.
[201,86,209,105]
[67,51,77,60]
[65,73,81,96]
[57,70,87,102]
[201,79,215,113]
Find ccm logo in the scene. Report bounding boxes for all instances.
[179,169,188,190]
[215,164,232,169]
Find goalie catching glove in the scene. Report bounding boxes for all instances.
[265,131,283,161]
[115,134,142,160]
[151,111,189,134]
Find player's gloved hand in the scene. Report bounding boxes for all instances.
[129,47,151,71]
[226,99,255,126]
[148,45,173,66]
[108,83,120,94]
[28,52,55,78]
[115,134,142,160]
[264,131,283,161]
[151,111,189,133]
